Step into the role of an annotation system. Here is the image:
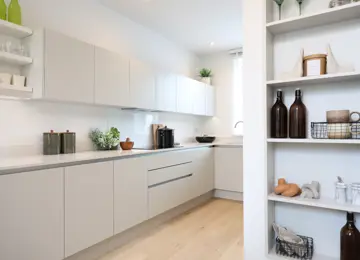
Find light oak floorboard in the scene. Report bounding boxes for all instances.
[99,199,243,260]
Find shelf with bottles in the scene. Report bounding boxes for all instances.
[267,1,360,35]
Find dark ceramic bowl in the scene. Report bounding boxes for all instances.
[196,136,216,143]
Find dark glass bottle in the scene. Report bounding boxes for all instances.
[271,90,288,138]
[341,212,360,260]
[289,89,307,138]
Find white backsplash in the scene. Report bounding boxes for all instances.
[0,99,210,157]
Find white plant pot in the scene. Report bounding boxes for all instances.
[200,77,212,85]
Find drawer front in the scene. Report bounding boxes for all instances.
[148,174,193,218]
[144,150,193,170]
[148,162,192,186]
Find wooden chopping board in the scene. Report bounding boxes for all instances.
[152,124,163,148]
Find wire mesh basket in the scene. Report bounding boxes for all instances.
[275,235,314,260]
[311,122,360,139]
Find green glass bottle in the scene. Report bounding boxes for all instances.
[8,0,22,25]
[0,0,6,21]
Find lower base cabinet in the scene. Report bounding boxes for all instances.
[114,158,148,234]
[0,169,64,260]
[192,148,214,197]
[65,162,114,257]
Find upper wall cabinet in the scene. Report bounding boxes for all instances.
[192,81,206,115]
[44,30,95,103]
[177,76,194,114]
[130,59,156,110]
[155,72,177,112]
[95,47,130,107]
[206,85,216,116]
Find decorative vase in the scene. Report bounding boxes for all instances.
[201,77,212,85]
[0,0,6,21]
[8,0,22,25]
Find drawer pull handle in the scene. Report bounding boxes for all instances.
[148,174,193,188]
[148,162,192,172]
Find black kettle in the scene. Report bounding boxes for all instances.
[157,126,174,149]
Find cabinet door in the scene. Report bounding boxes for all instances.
[206,85,216,116]
[215,147,243,192]
[130,59,156,109]
[44,29,95,103]
[95,47,130,107]
[114,158,148,234]
[0,169,64,260]
[65,162,113,257]
[155,72,177,112]
[176,76,194,114]
[193,81,206,115]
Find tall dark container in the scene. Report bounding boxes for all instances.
[289,89,307,138]
[271,90,288,138]
[341,212,360,260]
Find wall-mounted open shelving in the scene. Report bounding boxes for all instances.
[0,51,33,66]
[265,1,360,259]
[0,19,32,39]
[267,1,360,35]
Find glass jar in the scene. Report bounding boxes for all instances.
[335,182,348,204]
[351,183,360,206]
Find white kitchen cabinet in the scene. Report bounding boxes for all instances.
[130,59,156,109]
[176,75,194,114]
[44,29,95,103]
[0,169,64,260]
[64,162,113,257]
[155,72,177,112]
[95,47,130,107]
[114,158,148,234]
[192,148,215,197]
[206,85,216,116]
[215,147,243,192]
[192,81,206,115]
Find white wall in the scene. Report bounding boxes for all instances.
[199,52,243,138]
[0,0,208,157]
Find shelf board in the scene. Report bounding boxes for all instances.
[267,138,360,144]
[267,2,360,35]
[0,84,32,93]
[0,19,32,38]
[0,51,33,66]
[269,246,338,260]
[268,193,360,214]
[267,71,360,88]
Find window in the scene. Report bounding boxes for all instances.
[233,53,243,136]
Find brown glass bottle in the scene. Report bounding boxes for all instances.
[271,90,288,138]
[341,212,360,260]
[289,89,307,138]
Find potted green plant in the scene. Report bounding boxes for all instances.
[199,68,213,85]
[89,127,120,151]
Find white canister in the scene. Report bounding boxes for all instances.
[351,183,360,206]
[0,73,12,85]
[335,182,348,204]
[12,75,26,87]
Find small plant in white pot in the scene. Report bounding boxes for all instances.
[199,68,213,85]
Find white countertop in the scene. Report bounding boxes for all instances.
[0,142,242,175]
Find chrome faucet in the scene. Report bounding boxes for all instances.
[234,121,244,128]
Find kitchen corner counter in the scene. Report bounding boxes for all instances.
[0,143,229,175]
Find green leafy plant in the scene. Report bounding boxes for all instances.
[199,68,212,78]
[89,127,120,150]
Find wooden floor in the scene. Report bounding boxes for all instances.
[99,199,243,260]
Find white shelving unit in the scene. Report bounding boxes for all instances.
[267,138,360,144]
[0,84,32,93]
[268,193,360,214]
[267,71,360,88]
[265,1,360,259]
[0,51,33,66]
[267,1,360,34]
[0,19,32,38]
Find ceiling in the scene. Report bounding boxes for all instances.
[101,0,243,55]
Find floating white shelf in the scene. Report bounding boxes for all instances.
[267,138,360,144]
[269,247,338,260]
[0,19,32,38]
[267,71,360,88]
[268,193,360,214]
[0,51,32,66]
[0,84,32,93]
[267,2,360,34]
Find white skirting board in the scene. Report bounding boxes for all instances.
[214,189,243,201]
